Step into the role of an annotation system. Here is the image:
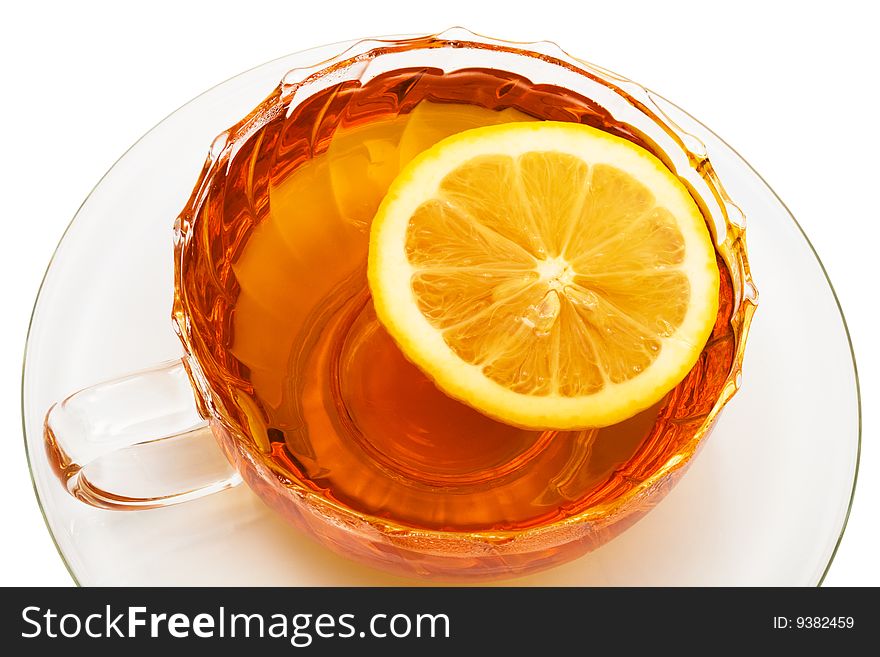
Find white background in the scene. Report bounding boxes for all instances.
[1,0,875,586]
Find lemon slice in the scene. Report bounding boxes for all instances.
[368,121,720,429]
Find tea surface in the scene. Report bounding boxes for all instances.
[181,67,736,531]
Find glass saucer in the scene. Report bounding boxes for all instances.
[22,37,859,586]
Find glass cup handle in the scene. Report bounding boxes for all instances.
[44,359,241,510]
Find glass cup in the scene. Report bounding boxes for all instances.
[44,28,756,581]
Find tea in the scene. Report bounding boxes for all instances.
[179,66,735,533]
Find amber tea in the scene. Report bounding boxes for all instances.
[177,66,736,536]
